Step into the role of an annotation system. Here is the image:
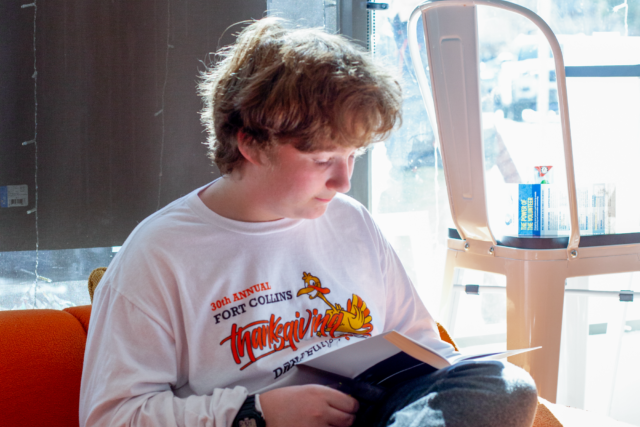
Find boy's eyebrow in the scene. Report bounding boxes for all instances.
[312,147,362,156]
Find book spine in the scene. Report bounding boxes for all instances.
[592,184,606,235]
[558,188,570,234]
[577,186,592,234]
[503,183,519,236]
[519,184,540,236]
[540,184,558,236]
[605,183,616,234]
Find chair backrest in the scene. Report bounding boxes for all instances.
[421,5,493,245]
[408,0,582,257]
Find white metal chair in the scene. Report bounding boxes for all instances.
[408,0,640,402]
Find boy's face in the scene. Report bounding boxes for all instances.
[253,142,358,221]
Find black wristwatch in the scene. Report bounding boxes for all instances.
[232,395,266,427]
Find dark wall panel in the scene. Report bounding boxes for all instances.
[0,2,38,251]
[1,0,267,252]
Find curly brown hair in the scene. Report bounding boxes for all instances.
[198,17,402,175]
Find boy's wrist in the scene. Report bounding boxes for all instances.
[254,393,263,415]
[233,394,266,427]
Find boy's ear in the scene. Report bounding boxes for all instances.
[236,131,266,166]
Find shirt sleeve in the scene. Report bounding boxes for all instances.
[80,284,248,427]
[369,214,458,359]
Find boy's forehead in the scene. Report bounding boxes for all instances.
[295,135,369,152]
[312,143,358,153]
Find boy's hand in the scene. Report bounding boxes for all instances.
[260,384,359,427]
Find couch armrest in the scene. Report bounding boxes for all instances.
[64,305,92,334]
[0,309,88,427]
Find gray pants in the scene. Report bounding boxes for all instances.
[354,361,538,427]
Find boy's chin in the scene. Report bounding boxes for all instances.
[295,206,329,220]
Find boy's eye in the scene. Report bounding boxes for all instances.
[314,159,332,166]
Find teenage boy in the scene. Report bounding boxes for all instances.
[80,17,538,427]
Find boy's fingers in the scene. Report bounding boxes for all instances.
[325,406,357,427]
[325,388,359,414]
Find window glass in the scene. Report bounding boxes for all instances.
[0,247,116,310]
[267,0,337,30]
[476,4,640,237]
[373,3,639,424]
[267,0,325,27]
[370,3,452,314]
[475,7,569,238]
[558,273,640,424]
[445,268,507,354]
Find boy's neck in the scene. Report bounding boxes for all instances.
[199,173,282,223]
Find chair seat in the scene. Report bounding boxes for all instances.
[448,228,640,250]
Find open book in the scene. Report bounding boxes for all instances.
[253,330,539,401]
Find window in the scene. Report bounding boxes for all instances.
[558,273,640,424]
[0,247,115,310]
[370,1,639,423]
[0,1,266,310]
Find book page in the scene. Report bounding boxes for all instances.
[382,331,452,370]
[301,332,402,378]
[253,331,541,394]
[449,346,542,365]
[383,331,541,368]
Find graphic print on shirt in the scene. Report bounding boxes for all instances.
[218,271,374,371]
[297,272,373,336]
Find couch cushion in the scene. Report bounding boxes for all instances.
[64,305,92,334]
[0,309,87,427]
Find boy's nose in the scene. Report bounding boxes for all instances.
[327,160,352,193]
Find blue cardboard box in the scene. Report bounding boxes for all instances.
[518,184,540,236]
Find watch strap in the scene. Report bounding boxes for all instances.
[232,395,266,427]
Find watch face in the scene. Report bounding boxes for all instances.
[239,418,258,427]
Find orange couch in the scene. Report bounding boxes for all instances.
[0,304,559,427]
[0,305,91,427]
[4,303,630,427]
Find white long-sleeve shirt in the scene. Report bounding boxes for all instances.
[80,185,454,427]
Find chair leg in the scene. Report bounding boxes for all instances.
[505,259,567,403]
[557,276,588,408]
[439,248,459,329]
